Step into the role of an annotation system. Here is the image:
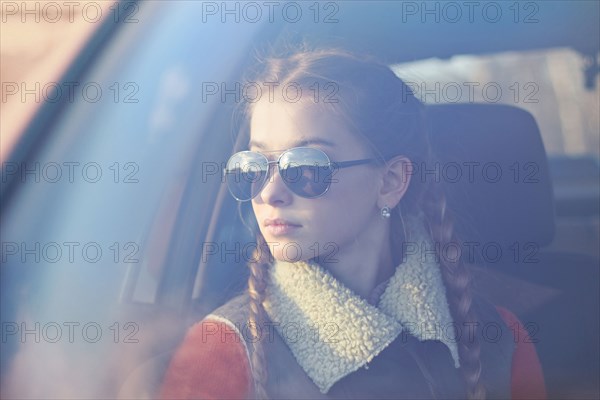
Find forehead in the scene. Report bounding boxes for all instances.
[249,99,361,153]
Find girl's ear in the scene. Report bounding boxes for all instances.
[377,155,413,209]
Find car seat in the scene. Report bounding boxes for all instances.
[427,103,599,399]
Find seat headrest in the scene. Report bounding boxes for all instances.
[425,104,555,247]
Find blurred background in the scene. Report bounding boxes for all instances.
[1,1,113,160]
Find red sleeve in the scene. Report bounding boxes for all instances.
[160,318,253,400]
[496,306,547,400]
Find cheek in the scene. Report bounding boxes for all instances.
[309,182,377,232]
[315,172,380,229]
[326,170,380,207]
[251,203,271,232]
[251,201,262,217]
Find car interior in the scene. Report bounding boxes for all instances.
[1,1,598,399]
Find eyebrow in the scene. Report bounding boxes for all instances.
[248,138,337,150]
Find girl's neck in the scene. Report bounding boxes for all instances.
[318,222,395,301]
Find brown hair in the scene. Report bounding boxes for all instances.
[235,44,485,399]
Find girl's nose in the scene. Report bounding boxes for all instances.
[257,165,293,206]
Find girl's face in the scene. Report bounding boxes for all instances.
[249,98,383,262]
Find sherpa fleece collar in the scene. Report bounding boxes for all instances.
[263,214,460,394]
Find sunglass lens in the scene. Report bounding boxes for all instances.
[280,149,333,198]
[225,152,268,201]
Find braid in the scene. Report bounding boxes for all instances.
[247,233,271,399]
[420,183,486,400]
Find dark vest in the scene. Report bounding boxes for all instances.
[210,293,514,400]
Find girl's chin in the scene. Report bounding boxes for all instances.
[269,252,309,264]
[268,245,313,264]
[265,239,337,264]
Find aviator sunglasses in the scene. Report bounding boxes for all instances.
[224,147,379,201]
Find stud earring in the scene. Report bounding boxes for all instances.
[380,205,391,219]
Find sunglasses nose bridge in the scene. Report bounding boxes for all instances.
[264,160,279,182]
[256,159,296,202]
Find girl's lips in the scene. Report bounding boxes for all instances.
[263,218,302,237]
[264,223,301,237]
